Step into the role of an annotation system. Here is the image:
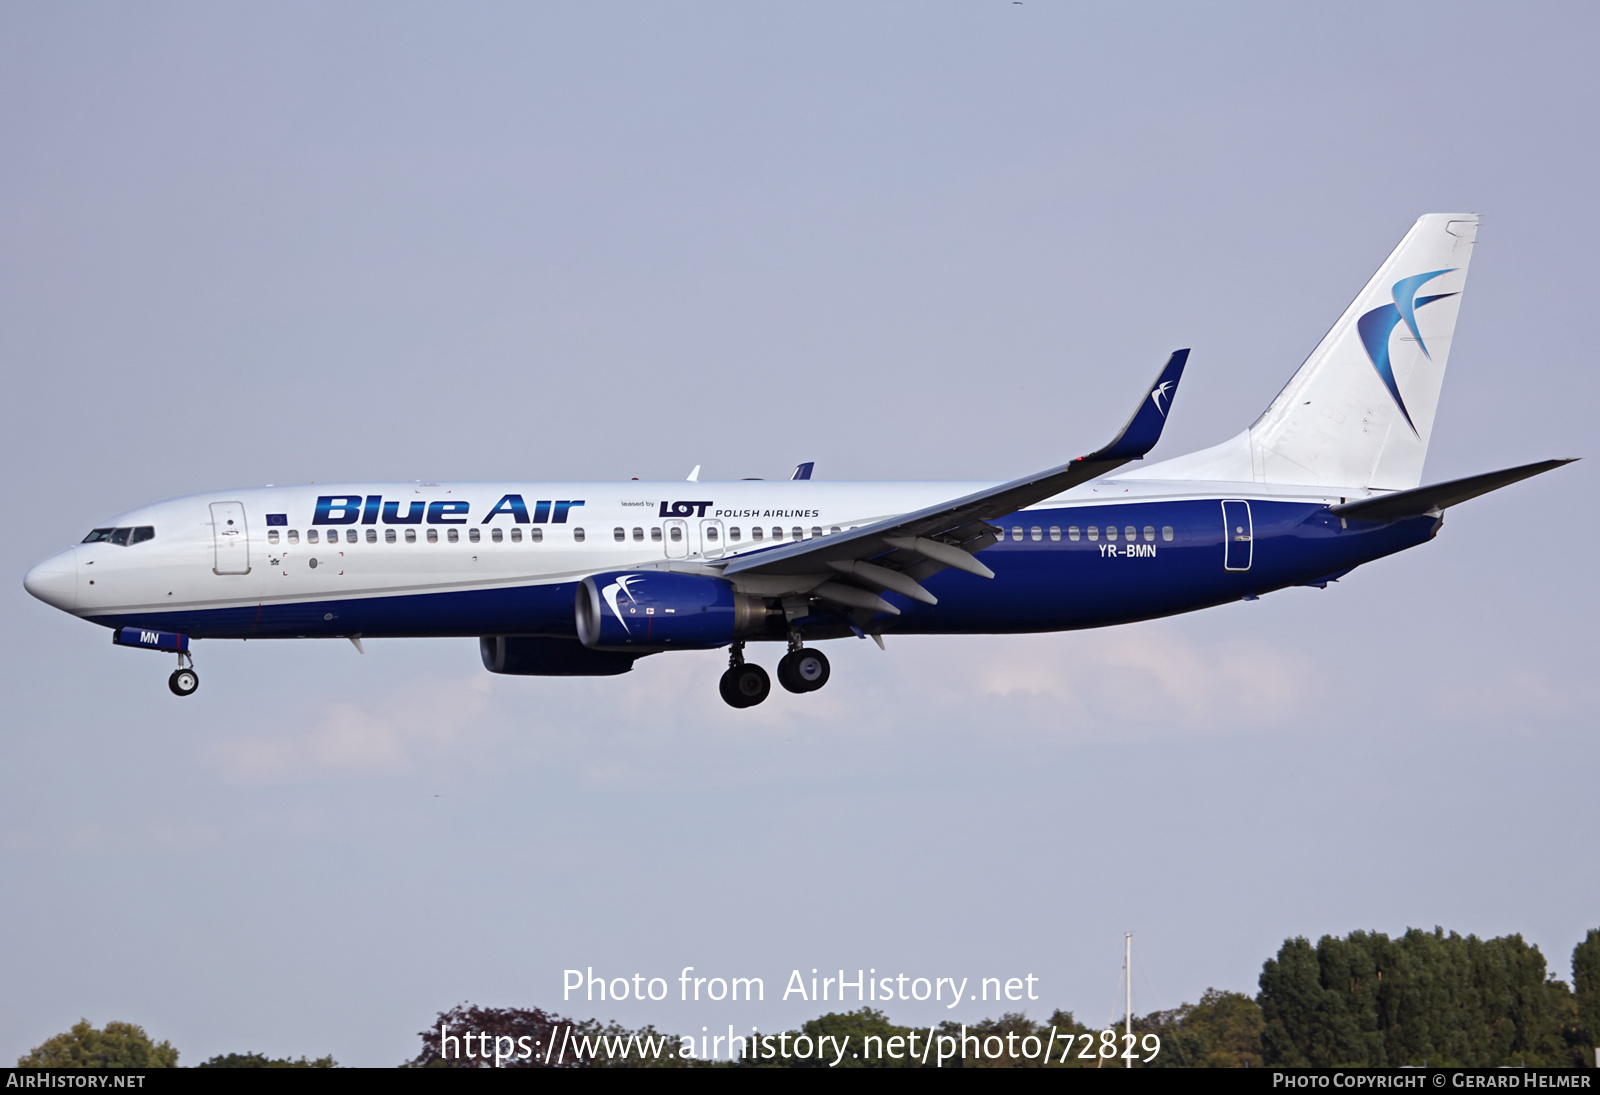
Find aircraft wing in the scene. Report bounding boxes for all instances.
[718,350,1190,614]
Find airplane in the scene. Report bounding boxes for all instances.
[23,213,1575,708]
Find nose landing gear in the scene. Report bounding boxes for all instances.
[168,651,199,697]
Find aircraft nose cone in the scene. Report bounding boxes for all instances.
[24,548,78,612]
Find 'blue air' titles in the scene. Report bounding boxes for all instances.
[310,494,586,525]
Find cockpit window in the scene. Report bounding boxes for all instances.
[83,526,155,546]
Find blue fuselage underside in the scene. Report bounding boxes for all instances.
[86,501,1436,640]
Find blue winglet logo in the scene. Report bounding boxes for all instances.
[1357,269,1458,435]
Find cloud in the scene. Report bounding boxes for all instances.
[897,626,1311,740]
[210,673,494,783]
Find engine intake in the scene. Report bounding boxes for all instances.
[576,571,769,651]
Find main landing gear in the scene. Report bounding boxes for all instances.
[718,640,832,708]
[719,644,770,709]
[777,643,830,695]
[168,651,199,697]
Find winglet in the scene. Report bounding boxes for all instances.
[791,462,815,481]
[1084,349,1189,463]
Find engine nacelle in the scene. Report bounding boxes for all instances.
[575,571,768,651]
[480,636,639,676]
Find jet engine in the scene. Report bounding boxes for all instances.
[575,571,771,651]
[479,635,640,676]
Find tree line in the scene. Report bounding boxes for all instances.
[18,927,1599,1068]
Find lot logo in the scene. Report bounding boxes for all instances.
[660,500,714,517]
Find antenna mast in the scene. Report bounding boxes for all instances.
[1124,932,1132,1068]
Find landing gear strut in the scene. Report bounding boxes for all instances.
[777,637,830,694]
[168,651,199,697]
[718,642,770,708]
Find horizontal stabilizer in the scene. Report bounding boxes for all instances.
[1329,459,1576,523]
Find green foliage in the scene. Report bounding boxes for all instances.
[197,1052,337,1068]
[1258,927,1584,1067]
[17,1020,179,1069]
[736,1007,1098,1068]
[1136,989,1263,1068]
[1574,930,1600,1067]
[408,1004,696,1068]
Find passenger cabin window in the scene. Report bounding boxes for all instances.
[706,526,719,542]
[491,528,503,543]
[1030,526,1042,541]
[811,526,822,539]
[368,529,378,543]
[287,530,299,544]
[1087,526,1099,541]
[1011,526,1023,541]
[669,527,682,542]
[751,527,764,541]
[651,527,662,542]
[772,527,783,541]
[1162,525,1176,542]
[614,527,626,542]
[447,528,459,543]
[405,529,417,543]
[307,529,319,544]
[573,528,585,542]
[1049,527,1061,541]
[385,529,397,543]
[426,529,438,543]
[1067,526,1080,541]
[729,527,741,541]
[1105,526,1117,542]
[511,528,522,543]
[791,527,803,541]
[633,527,644,542]
[1143,526,1155,542]
[468,528,480,543]
[831,526,841,535]
[268,530,280,544]
[530,528,543,543]
[1125,526,1137,542]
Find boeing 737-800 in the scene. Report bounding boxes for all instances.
[23,214,1574,707]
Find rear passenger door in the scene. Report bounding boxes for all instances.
[1221,500,1252,571]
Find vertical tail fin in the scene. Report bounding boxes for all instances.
[1133,214,1479,490]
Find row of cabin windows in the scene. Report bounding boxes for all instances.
[264,522,1178,549]
[1009,524,1177,543]
[82,526,155,546]
[613,525,847,544]
[267,527,573,545]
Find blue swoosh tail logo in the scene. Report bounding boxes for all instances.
[1357,269,1457,435]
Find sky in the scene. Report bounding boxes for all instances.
[2,1,1596,1067]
